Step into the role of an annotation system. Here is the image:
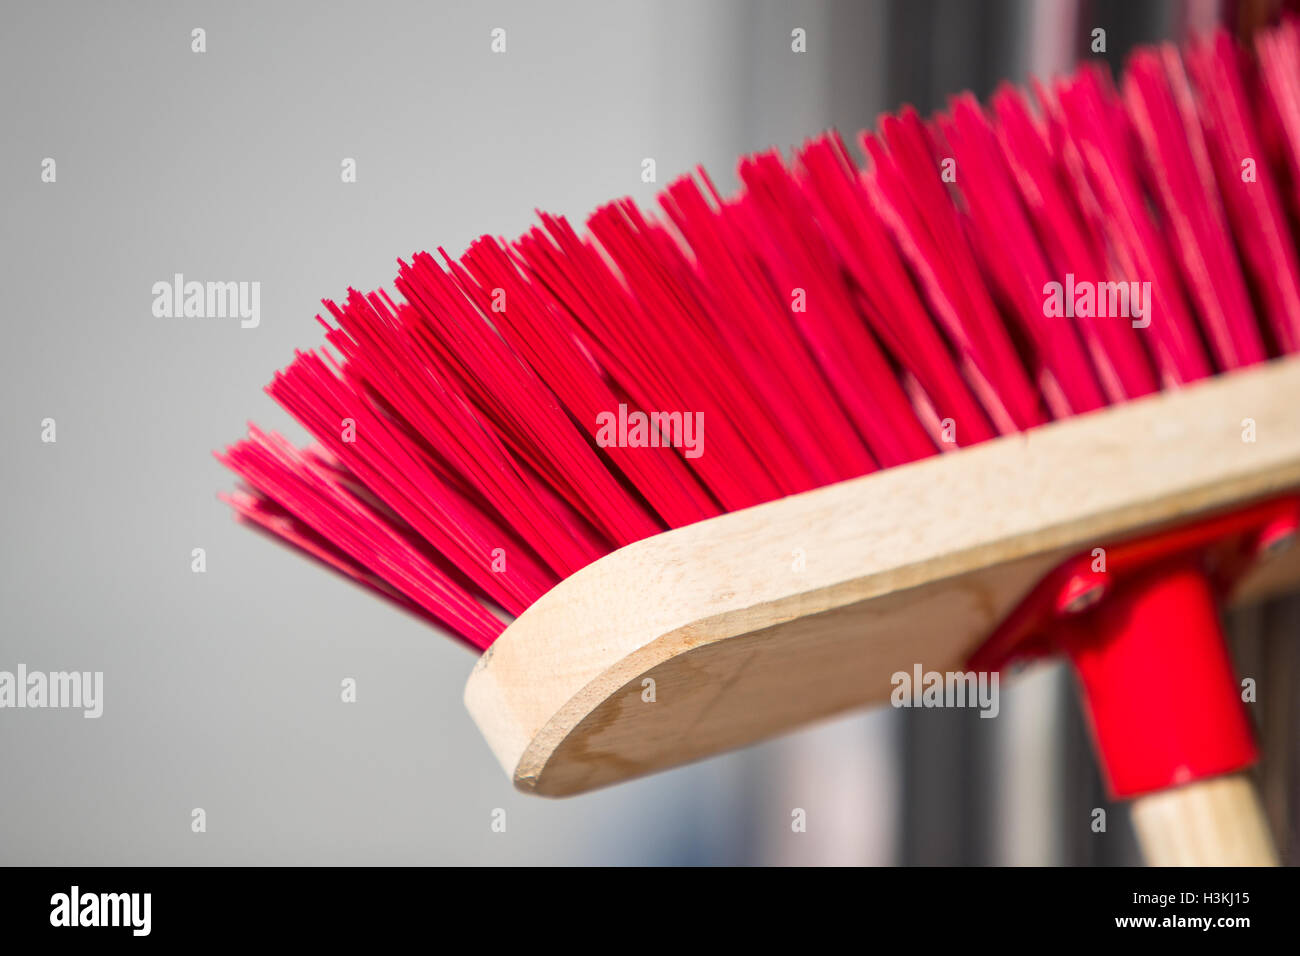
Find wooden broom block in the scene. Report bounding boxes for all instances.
[465,355,1300,797]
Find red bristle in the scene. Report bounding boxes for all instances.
[219,22,1300,651]
[454,235,721,527]
[937,93,1107,417]
[1257,18,1300,225]
[1234,27,1300,354]
[734,150,937,466]
[796,132,997,446]
[595,204,808,500]
[274,325,600,583]
[221,488,483,640]
[863,109,1047,433]
[990,84,1161,403]
[658,173,877,482]
[524,206,789,509]
[393,253,663,546]
[1049,66,1214,385]
[1123,46,1266,370]
[216,430,507,649]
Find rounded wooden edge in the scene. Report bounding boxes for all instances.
[511,624,721,795]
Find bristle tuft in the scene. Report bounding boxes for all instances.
[219,21,1300,650]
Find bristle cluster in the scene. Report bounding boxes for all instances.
[219,24,1300,650]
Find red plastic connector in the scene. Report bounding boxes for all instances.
[968,495,1300,798]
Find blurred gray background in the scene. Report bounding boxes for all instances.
[3,0,1295,865]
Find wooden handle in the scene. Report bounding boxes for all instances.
[1129,773,1279,866]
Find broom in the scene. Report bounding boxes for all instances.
[218,23,1300,865]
